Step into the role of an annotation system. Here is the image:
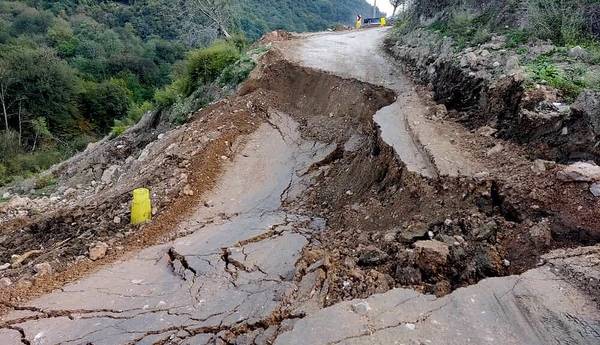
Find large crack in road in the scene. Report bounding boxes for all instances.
[1,28,599,345]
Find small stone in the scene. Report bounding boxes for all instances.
[345,190,354,196]
[89,242,109,261]
[351,301,371,315]
[182,184,194,196]
[568,46,588,60]
[473,171,490,181]
[0,277,12,287]
[503,259,511,267]
[394,266,422,285]
[529,220,552,248]
[34,262,53,276]
[396,223,428,243]
[113,216,121,224]
[63,188,77,197]
[492,61,501,68]
[157,133,165,140]
[383,232,397,242]
[357,246,388,266]
[405,323,416,330]
[101,165,120,184]
[532,159,556,173]
[561,127,568,135]
[474,221,498,241]
[590,183,600,197]
[0,263,10,271]
[414,240,450,274]
[486,144,504,156]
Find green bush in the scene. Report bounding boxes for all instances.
[429,8,493,49]
[218,54,256,87]
[505,29,530,48]
[184,41,240,95]
[527,0,584,44]
[34,173,56,190]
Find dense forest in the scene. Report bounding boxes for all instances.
[0,0,378,186]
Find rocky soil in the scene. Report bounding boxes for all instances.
[385,28,600,164]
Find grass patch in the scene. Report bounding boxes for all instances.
[428,8,493,49]
[526,55,591,101]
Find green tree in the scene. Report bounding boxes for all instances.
[79,80,130,133]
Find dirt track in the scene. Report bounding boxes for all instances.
[0,28,599,344]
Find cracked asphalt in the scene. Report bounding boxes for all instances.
[0,113,331,345]
[1,28,599,345]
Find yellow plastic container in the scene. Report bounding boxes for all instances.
[131,188,152,225]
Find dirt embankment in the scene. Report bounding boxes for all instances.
[385,29,600,164]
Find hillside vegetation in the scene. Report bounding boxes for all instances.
[0,0,375,186]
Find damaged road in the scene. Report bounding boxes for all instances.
[0,113,334,344]
[1,28,599,345]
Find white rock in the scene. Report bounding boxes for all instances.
[0,263,9,271]
[89,242,109,261]
[557,162,600,182]
[34,262,53,276]
[590,183,600,197]
[351,301,371,315]
[183,184,194,196]
[113,216,122,224]
[0,277,12,287]
[532,159,556,173]
[101,165,120,184]
[486,144,504,156]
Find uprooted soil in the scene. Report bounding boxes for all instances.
[0,41,598,326]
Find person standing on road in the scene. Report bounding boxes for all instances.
[356,15,362,29]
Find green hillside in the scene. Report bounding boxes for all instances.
[237,0,381,39]
[0,0,379,185]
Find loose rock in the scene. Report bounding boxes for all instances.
[0,277,12,288]
[89,242,109,261]
[414,240,449,274]
[34,262,53,276]
[557,162,600,182]
[358,246,388,266]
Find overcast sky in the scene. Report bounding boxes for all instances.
[365,0,393,16]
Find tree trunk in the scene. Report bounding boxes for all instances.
[0,88,8,131]
[220,25,231,38]
[392,5,398,17]
[18,101,22,146]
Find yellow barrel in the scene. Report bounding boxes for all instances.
[131,188,152,225]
